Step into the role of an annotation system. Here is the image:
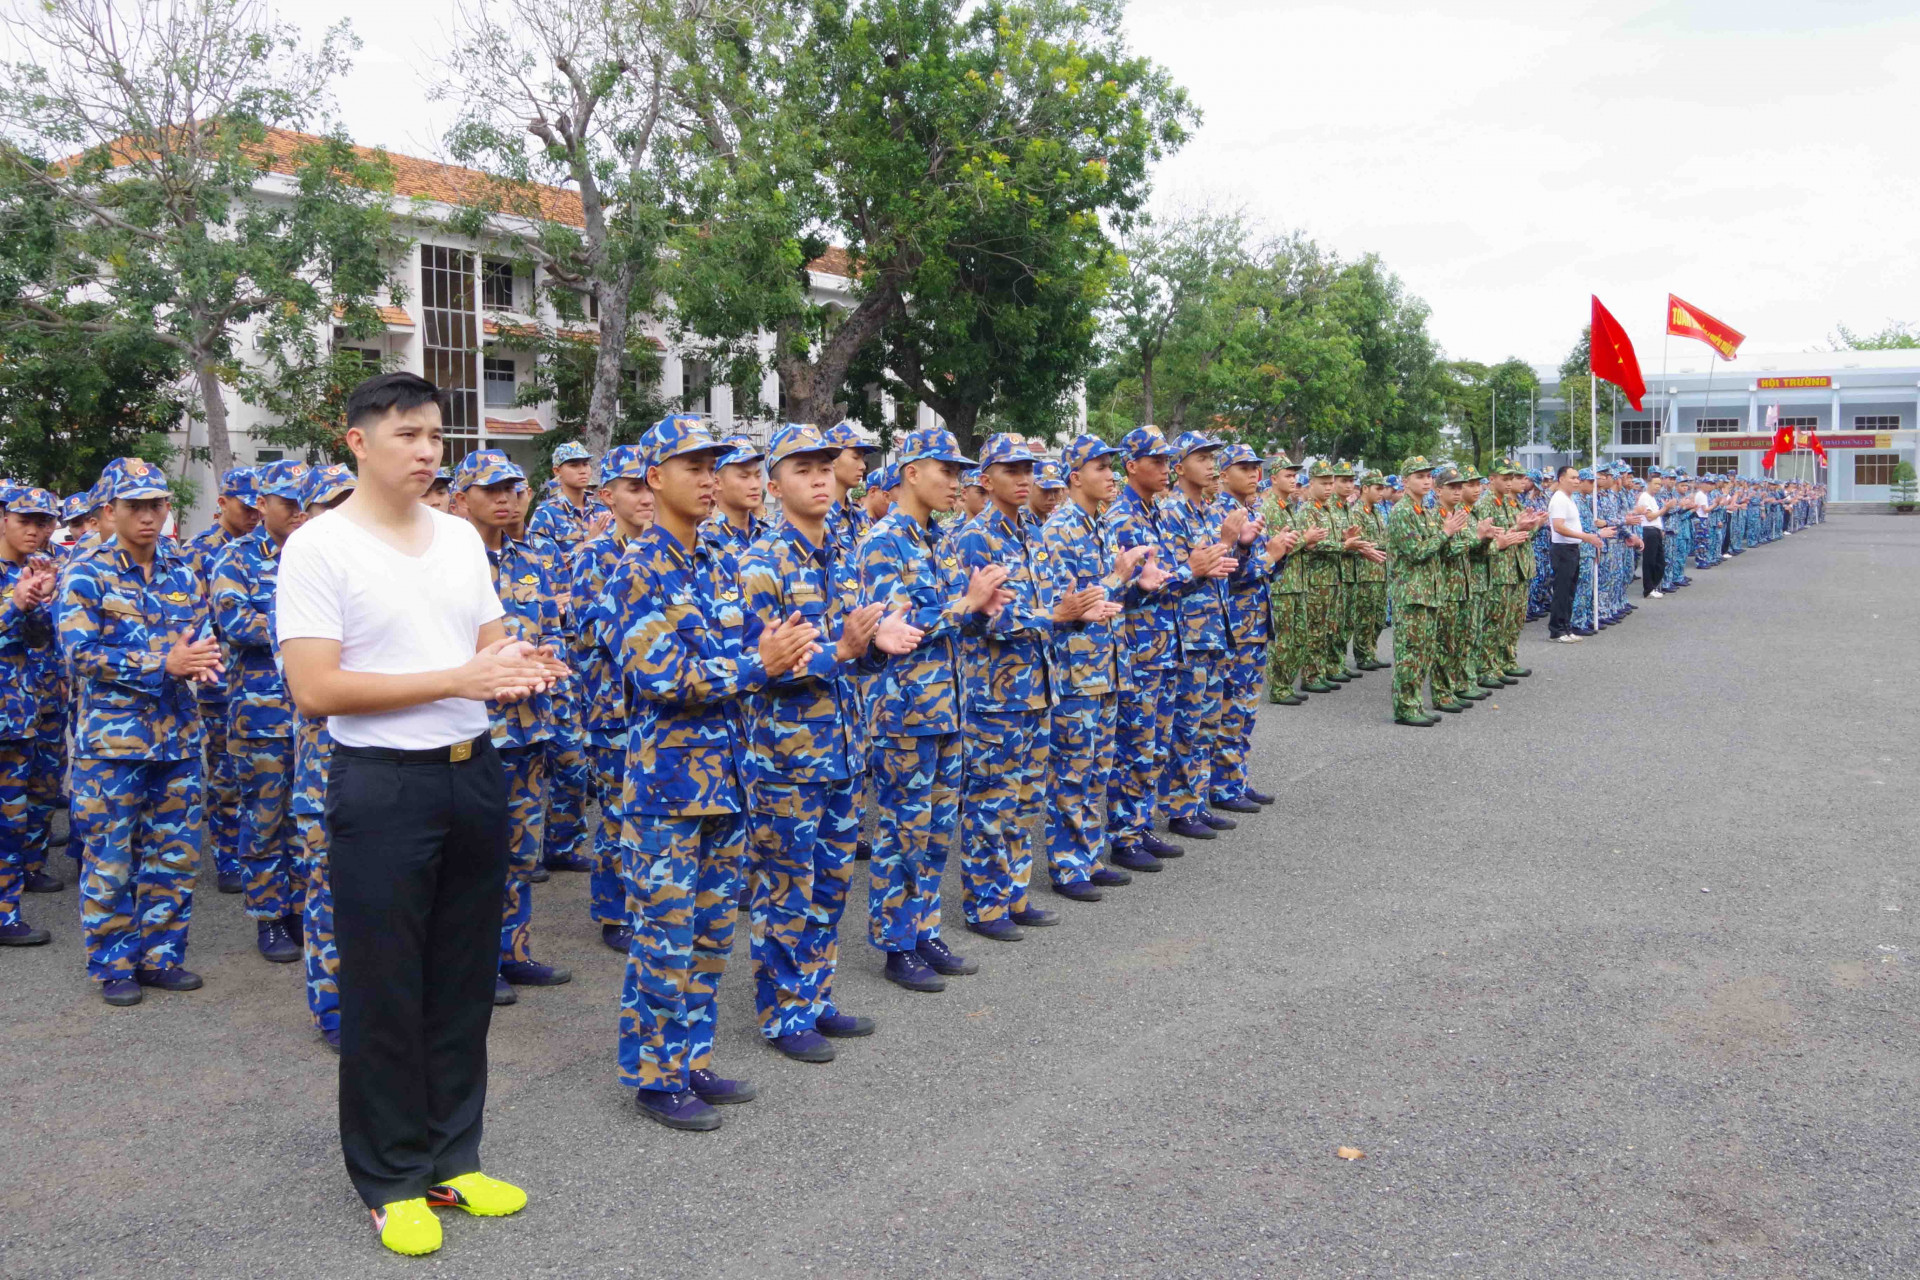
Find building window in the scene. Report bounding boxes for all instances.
[421,245,478,432]
[338,346,382,375]
[442,431,480,470]
[1697,455,1738,475]
[255,449,285,464]
[1855,414,1900,431]
[1696,418,1740,433]
[1780,415,1818,432]
[682,358,713,415]
[484,357,517,408]
[1854,453,1900,486]
[481,258,516,311]
[1618,420,1655,445]
[1623,456,1652,479]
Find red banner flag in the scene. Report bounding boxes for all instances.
[1667,294,1745,361]
[1805,431,1828,461]
[1772,425,1795,456]
[1590,296,1646,411]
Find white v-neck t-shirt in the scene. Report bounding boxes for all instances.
[276,507,505,749]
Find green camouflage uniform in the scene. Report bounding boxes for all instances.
[1385,483,1446,718]
[1348,488,1389,667]
[1260,488,1311,701]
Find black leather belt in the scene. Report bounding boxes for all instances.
[335,733,490,764]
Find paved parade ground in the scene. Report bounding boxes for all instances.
[2,516,1915,1279]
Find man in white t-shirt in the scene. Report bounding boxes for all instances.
[1635,472,1668,599]
[278,372,566,1259]
[1547,465,1604,642]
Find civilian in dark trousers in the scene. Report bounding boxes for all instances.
[329,736,507,1207]
[1548,543,1580,638]
[1640,527,1665,598]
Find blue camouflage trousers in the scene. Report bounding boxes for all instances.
[1108,667,1174,847]
[1572,544,1598,629]
[618,812,746,1092]
[71,756,204,982]
[961,709,1046,924]
[587,742,629,928]
[297,811,338,1034]
[1167,657,1224,823]
[0,740,35,927]
[497,745,548,966]
[1212,642,1266,804]
[200,704,241,883]
[232,737,296,920]
[1045,694,1116,887]
[748,776,857,1038]
[21,706,64,883]
[867,732,960,953]
[541,712,590,866]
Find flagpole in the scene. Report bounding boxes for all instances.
[1659,330,1672,465]
[1591,368,1600,633]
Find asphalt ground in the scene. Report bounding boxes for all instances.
[2,515,1915,1279]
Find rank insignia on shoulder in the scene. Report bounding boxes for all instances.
[166,591,190,603]
[518,573,539,584]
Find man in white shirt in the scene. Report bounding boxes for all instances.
[278,373,566,1259]
[1547,465,1604,642]
[1635,472,1668,599]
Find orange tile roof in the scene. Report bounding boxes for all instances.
[484,317,663,349]
[484,416,545,436]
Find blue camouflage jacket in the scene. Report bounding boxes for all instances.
[485,536,565,750]
[952,504,1054,714]
[0,557,56,741]
[1162,489,1231,653]
[825,498,870,564]
[183,523,237,708]
[57,540,209,760]
[1039,500,1129,697]
[738,520,873,784]
[609,521,765,820]
[525,493,600,559]
[570,530,633,750]
[209,526,295,740]
[1221,495,1273,646]
[1106,485,1188,672]
[858,508,986,739]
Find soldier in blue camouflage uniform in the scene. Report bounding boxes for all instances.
[182,467,258,895]
[952,434,1075,939]
[1106,427,1219,868]
[58,458,223,1004]
[524,440,608,552]
[1214,444,1287,812]
[0,487,61,945]
[740,423,921,1061]
[1158,431,1243,841]
[210,460,308,962]
[858,428,1009,988]
[1039,435,1161,901]
[608,415,824,1131]
[823,421,882,561]
[11,488,70,898]
[702,432,771,560]
[456,450,574,1004]
[571,444,652,954]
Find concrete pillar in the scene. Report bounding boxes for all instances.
[1747,384,1758,432]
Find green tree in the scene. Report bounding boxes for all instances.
[1436,356,1536,470]
[0,0,404,476]
[1324,254,1446,468]
[1099,205,1248,426]
[1831,320,1918,350]
[665,0,1193,434]
[1556,326,1629,460]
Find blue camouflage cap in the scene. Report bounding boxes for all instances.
[766,422,838,470]
[599,444,646,482]
[893,426,975,469]
[303,462,356,508]
[552,441,591,466]
[1577,467,1595,481]
[432,466,453,485]
[62,492,94,522]
[1060,433,1122,472]
[1218,442,1259,468]
[961,467,985,489]
[219,467,258,501]
[455,448,526,491]
[6,486,59,518]
[639,414,728,470]
[253,459,309,503]
[718,432,767,469]
[1118,426,1177,462]
[823,421,882,453]
[1388,475,1404,490]
[976,434,1040,469]
[101,456,171,501]
[1169,431,1222,462]
[1035,458,1066,490]
[875,462,901,491]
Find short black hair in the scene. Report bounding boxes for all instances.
[346,371,446,431]
[1556,464,1578,481]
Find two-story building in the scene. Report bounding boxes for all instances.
[1531,349,1918,503]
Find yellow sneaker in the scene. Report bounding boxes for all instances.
[426,1171,528,1217]
[372,1198,442,1256]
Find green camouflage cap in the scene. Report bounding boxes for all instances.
[1457,464,1484,483]
[1264,451,1298,470]
[1431,462,1464,484]
[1328,458,1358,477]
[1358,469,1386,486]
[1399,454,1436,475]
[1493,455,1526,476]
[1306,458,1338,479]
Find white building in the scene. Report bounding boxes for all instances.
[1533,348,1918,503]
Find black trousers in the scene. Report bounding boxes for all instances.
[1641,528,1665,596]
[328,736,509,1209]
[1548,543,1580,637]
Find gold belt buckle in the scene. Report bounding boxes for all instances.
[449,739,473,763]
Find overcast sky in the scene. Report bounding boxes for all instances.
[300,0,1920,366]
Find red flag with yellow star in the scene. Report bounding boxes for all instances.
[1590,296,1646,411]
